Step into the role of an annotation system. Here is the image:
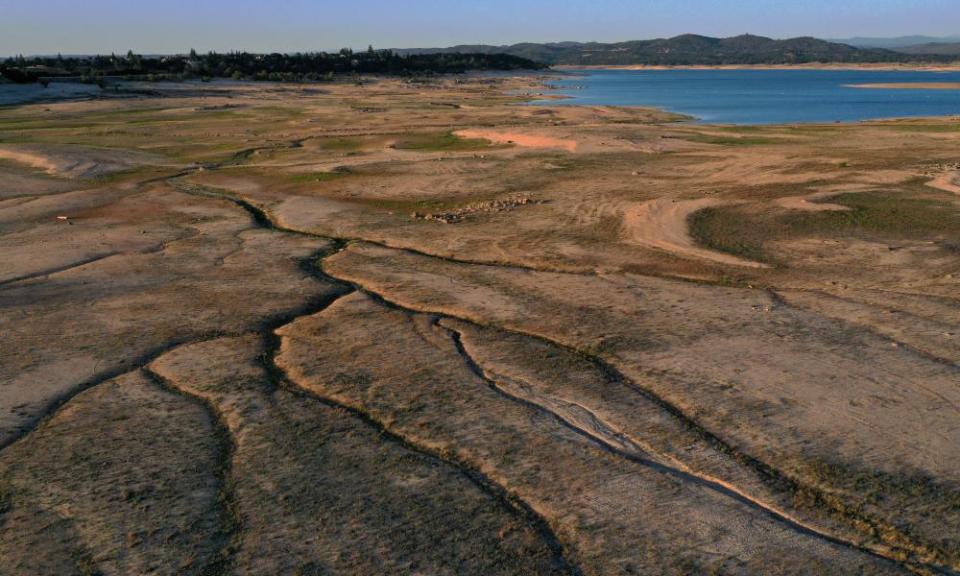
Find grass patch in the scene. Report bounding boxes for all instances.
[249,105,304,118]
[286,171,347,184]
[716,125,768,133]
[679,133,788,146]
[873,123,960,133]
[392,131,499,152]
[84,167,148,185]
[159,143,265,165]
[784,190,960,236]
[92,106,171,117]
[689,188,960,264]
[0,119,93,131]
[793,457,960,562]
[86,165,178,185]
[689,206,771,263]
[0,484,11,514]
[318,137,365,152]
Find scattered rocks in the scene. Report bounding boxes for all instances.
[411,196,541,224]
[919,161,960,176]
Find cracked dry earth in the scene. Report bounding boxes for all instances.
[1,77,959,576]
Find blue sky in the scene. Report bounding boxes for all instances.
[2,0,958,55]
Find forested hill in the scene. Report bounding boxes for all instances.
[0,49,546,84]
[396,34,957,65]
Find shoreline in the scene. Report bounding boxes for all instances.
[845,82,960,90]
[555,63,960,72]
[524,81,960,127]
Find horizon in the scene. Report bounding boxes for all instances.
[1,0,958,56]
[4,32,960,60]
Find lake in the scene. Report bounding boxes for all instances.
[0,83,103,107]
[537,69,960,124]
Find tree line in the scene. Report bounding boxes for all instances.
[0,48,546,84]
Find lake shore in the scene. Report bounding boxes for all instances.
[538,68,960,123]
[556,62,960,72]
[846,82,960,90]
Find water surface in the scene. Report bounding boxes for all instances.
[0,83,102,107]
[538,69,960,124]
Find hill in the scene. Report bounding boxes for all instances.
[396,34,955,66]
[895,42,960,56]
[831,35,960,49]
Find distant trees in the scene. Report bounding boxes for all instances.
[0,49,546,84]
[127,50,143,71]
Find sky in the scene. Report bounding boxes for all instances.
[2,0,959,56]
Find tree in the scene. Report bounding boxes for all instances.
[127,50,143,71]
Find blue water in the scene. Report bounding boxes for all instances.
[537,69,960,124]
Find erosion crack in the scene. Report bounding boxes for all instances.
[0,332,235,453]
[0,252,122,288]
[772,288,960,371]
[178,169,959,571]
[177,169,951,572]
[265,310,582,576]
[143,367,239,576]
[440,321,948,575]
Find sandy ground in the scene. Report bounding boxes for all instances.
[0,145,165,178]
[454,129,579,151]
[928,170,960,194]
[1,77,959,575]
[773,190,853,211]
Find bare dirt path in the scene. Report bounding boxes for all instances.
[773,190,853,212]
[928,171,960,195]
[624,197,770,268]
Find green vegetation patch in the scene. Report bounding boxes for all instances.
[318,137,365,152]
[0,484,11,514]
[249,105,305,118]
[679,133,789,146]
[286,171,348,184]
[873,123,960,133]
[84,167,149,185]
[392,131,502,152]
[792,457,960,562]
[690,188,960,265]
[716,125,768,133]
[90,106,172,118]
